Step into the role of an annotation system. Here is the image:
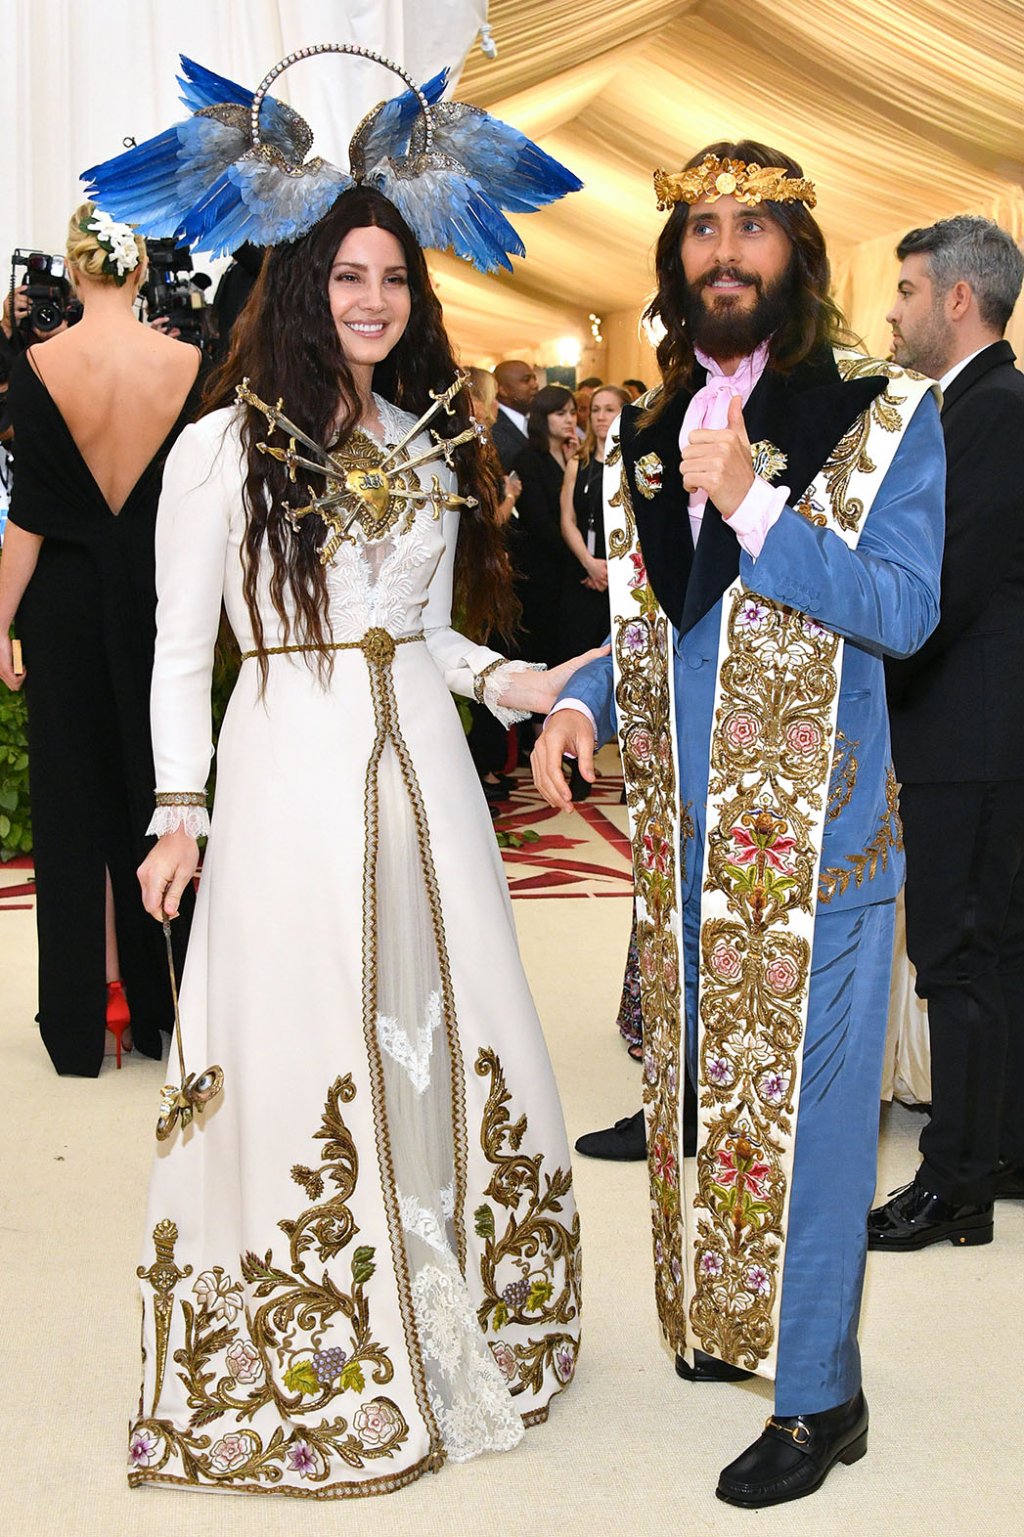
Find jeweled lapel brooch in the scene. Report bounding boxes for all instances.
[635,452,664,500]
[749,440,789,483]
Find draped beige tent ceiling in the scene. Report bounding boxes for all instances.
[436,0,1024,374]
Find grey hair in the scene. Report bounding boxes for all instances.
[896,216,1024,332]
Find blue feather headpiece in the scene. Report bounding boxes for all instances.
[81,44,582,272]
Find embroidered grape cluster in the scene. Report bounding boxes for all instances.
[502,1278,530,1309]
[312,1347,347,1385]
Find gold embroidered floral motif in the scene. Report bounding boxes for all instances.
[818,766,903,904]
[827,732,860,822]
[474,1048,581,1396]
[824,354,924,530]
[130,1077,412,1493]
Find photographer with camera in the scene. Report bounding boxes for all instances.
[0,202,201,1077]
[2,252,82,358]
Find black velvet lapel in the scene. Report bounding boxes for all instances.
[618,383,699,629]
[619,347,889,634]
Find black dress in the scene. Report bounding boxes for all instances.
[557,455,610,661]
[509,445,565,667]
[7,355,198,1075]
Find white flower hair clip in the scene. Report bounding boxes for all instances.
[84,209,141,283]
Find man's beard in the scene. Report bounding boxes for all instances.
[681,258,797,360]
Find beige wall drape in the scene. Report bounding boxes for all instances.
[443,0,1024,374]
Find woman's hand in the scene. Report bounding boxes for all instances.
[0,631,25,691]
[581,556,609,591]
[495,645,610,717]
[138,827,199,920]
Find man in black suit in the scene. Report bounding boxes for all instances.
[870,215,1024,1251]
[490,358,536,471]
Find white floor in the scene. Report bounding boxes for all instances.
[1,858,1020,1536]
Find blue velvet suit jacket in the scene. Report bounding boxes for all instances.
[561,393,947,914]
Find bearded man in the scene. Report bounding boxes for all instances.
[534,140,946,1507]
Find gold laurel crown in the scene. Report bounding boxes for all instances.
[653,154,817,212]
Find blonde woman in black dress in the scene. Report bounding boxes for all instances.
[0,204,200,1074]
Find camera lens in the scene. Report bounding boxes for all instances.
[31,300,63,332]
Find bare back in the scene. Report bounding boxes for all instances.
[28,324,201,515]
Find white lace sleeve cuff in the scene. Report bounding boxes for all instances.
[146,794,209,840]
[475,658,547,727]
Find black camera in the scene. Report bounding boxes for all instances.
[141,239,215,350]
[10,250,83,334]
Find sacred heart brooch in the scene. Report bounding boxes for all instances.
[749,440,788,482]
[237,373,482,564]
[634,451,664,500]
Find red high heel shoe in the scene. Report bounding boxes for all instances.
[106,980,132,1068]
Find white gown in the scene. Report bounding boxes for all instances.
[128,400,581,1498]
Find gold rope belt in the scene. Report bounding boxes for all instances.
[239,628,424,665]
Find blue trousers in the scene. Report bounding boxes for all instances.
[684,897,896,1414]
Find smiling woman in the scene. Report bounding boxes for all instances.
[127,183,595,1497]
[327,230,412,373]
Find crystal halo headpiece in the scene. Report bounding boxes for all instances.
[81,45,582,272]
[653,154,816,213]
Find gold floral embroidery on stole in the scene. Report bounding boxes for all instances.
[606,450,689,1355]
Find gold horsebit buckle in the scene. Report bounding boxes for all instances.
[765,1416,811,1447]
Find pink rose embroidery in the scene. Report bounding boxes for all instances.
[208,1432,254,1474]
[353,1399,404,1450]
[490,1341,518,1383]
[628,726,653,765]
[723,710,761,751]
[710,939,742,981]
[225,1341,264,1385]
[786,719,823,757]
[765,954,800,996]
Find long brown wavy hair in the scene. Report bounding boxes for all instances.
[202,187,516,682]
[642,140,853,421]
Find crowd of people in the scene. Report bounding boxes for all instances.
[0,93,1021,1513]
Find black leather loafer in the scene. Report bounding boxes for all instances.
[676,1349,754,1383]
[867,1175,993,1250]
[574,1109,646,1160]
[716,1389,868,1508]
[993,1161,1024,1200]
